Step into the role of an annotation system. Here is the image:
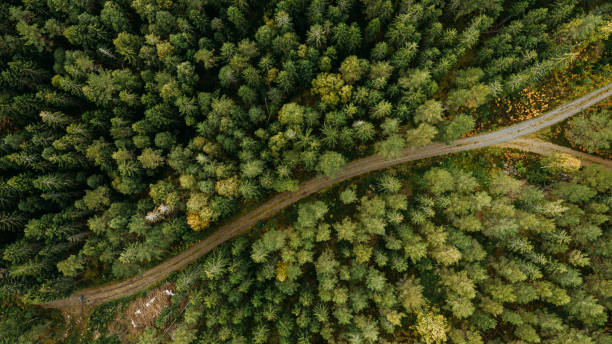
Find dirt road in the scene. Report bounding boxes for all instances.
[498,138,612,170]
[41,83,612,315]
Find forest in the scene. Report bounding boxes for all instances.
[11,151,612,343]
[129,160,611,344]
[0,0,611,342]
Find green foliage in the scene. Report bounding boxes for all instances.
[0,300,63,343]
[82,186,111,211]
[414,100,444,124]
[439,114,475,143]
[0,0,608,328]
[150,162,612,343]
[422,168,455,195]
[339,188,357,205]
[564,109,612,153]
[56,254,84,277]
[317,151,346,177]
[376,134,405,160]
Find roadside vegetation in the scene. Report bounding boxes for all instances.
[471,32,612,157]
[465,34,611,135]
[54,149,612,344]
[1,0,611,342]
[1,0,611,304]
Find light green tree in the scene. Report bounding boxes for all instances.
[317,151,346,177]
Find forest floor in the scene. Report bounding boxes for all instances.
[40,82,612,316]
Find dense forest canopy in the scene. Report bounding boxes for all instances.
[0,0,610,305]
[80,160,612,343]
[565,107,612,153]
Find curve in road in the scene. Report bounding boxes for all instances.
[42,82,612,314]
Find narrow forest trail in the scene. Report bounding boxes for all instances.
[41,83,612,315]
[498,138,612,170]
